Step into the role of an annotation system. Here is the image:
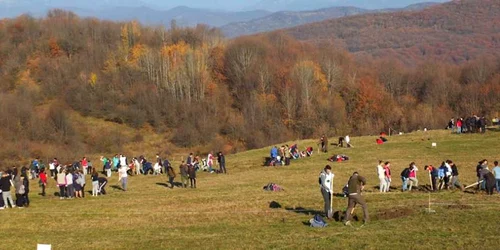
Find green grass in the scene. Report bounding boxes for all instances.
[2,130,500,249]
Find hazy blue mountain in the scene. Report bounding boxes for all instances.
[87,6,271,27]
[246,0,450,11]
[221,2,441,37]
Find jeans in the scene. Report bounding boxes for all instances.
[2,191,15,207]
[92,181,99,196]
[456,126,461,134]
[121,177,128,191]
[496,179,500,192]
[401,177,408,191]
[220,163,227,173]
[321,188,332,218]
[379,177,387,192]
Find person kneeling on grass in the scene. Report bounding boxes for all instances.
[344,172,368,227]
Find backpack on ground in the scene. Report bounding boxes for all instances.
[309,214,328,228]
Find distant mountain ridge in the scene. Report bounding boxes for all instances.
[281,0,500,64]
[221,2,440,38]
[246,0,449,11]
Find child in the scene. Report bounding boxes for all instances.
[56,168,67,199]
[91,169,99,196]
[39,168,47,196]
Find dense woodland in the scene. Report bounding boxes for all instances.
[0,1,499,163]
[286,0,500,65]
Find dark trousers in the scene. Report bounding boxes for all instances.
[190,178,196,188]
[431,177,437,191]
[24,193,29,206]
[16,193,23,207]
[344,194,369,223]
[59,185,66,197]
[41,184,46,196]
[220,163,227,173]
[50,169,56,177]
[285,158,290,166]
[168,176,175,188]
[486,179,496,195]
[82,184,85,197]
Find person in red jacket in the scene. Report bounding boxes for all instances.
[456,118,463,134]
[39,168,47,196]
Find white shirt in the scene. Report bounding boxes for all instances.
[120,156,127,166]
[345,135,350,143]
[119,167,128,178]
[377,164,385,179]
[65,174,73,185]
[49,163,55,170]
[320,171,334,193]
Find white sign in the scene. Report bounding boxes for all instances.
[37,244,51,250]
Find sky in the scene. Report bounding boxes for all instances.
[0,0,450,12]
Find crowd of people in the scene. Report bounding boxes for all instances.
[447,115,490,134]
[371,159,500,194]
[267,145,314,166]
[0,151,228,209]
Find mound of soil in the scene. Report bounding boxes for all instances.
[375,208,414,220]
[447,204,472,210]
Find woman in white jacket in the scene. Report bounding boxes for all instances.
[377,161,387,192]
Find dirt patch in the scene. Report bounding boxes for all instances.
[447,204,472,210]
[375,208,414,220]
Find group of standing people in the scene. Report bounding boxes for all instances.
[0,168,30,209]
[447,115,487,134]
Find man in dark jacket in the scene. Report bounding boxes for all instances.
[344,172,368,226]
[217,152,226,174]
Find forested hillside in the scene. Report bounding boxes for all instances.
[285,0,500,64]
[0,7,499,164]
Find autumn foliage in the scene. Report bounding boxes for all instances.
[0,6,499,163]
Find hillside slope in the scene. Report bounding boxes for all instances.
[283,0,500,64]
[2,130,500,249]
[222,2,439,38]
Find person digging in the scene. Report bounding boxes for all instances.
[343,172,369,227]
[319,165,334,219]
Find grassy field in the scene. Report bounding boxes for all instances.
[2,129,500,249]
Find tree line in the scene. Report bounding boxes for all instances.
[0,10,499,163]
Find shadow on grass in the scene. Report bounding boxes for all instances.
[155,182,183,188]
[111,185,123,191]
